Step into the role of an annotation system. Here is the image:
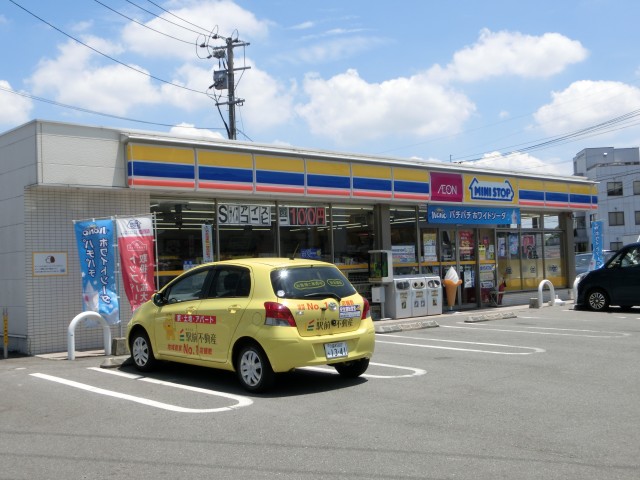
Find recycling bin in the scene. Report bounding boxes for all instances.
[410,277,429,316]
[385,278,412,319]
[425,275,443,315]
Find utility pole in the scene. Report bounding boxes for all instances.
[200,33,250,140]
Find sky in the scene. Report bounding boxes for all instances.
[3,0,640,177]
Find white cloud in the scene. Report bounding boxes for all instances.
[236,61,295,131]
[121,0,270,60]
[287,35,383,64]
[169,123,224,139]
[533,80,640,134]
[0,81,33,127]
[295,69,475,144]
[291,21,314,30]
[429,29,588,83]
[467,151,569,176]
[27,39,160,116]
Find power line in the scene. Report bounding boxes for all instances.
[8,0,206,96]
[93,0,195,44]
[0,84,225,131]
[123,0,209,36]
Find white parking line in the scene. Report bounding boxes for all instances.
[301,362,426,379]
[377,334,545,355]
[448,324,630,338]
[30,371,253,413]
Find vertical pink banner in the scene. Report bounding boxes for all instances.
[116,216,155,311]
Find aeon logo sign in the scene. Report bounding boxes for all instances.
[430,172,463,202]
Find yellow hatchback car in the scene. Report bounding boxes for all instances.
[127,258,375,392]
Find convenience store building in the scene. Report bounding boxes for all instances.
[0,120,597,354]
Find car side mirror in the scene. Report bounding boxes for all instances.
[152,292,167,307]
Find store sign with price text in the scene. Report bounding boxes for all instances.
[279,206,327,226]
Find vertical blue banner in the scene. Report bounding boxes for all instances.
[74,219,120,325]
[591,220,604,270]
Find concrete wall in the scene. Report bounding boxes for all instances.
[0,122,38,352]
[24,186,150,354]
[37,122,126,188]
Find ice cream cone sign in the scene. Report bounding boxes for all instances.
[443,267,462,308]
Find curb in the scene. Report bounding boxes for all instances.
[374,319,439,333]
[465,311,519,323]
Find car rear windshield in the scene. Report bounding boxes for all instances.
[270,266,357,301]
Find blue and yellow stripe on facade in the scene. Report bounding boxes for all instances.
[306,160,351,196]
[544,181,569,208]
[127,144,195,189]
[255,155,305,195]
[518,179,545,207]
[569,183,597,210]
[352,164,392,199]
[197,149,253,192]
[393,168,429,200]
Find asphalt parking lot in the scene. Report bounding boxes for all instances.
[1,304,639,479]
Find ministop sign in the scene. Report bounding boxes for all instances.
[469,178,515,202]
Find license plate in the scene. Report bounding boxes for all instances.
[324,341,348,359]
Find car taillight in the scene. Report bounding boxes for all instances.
[264,302,297,327]
[361,297,370,319]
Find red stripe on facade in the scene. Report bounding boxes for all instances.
[256,185,305,194]
[353,191,393,199]
[393,193,430,201]
[198,181,254,191]
[128,178,195,189]
[306,187,350,196]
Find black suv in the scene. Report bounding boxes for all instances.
[575,242,640,311]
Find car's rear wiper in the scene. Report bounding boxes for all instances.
[302,292,342,301]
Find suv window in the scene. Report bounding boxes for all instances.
[270,266,356,300]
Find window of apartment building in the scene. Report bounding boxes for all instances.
[634,181,640,195]
[607,182,623,196]
[610,241,623,251]
[608,211,624,226]
[636,210,640,226]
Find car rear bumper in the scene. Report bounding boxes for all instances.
[260,318,375,372]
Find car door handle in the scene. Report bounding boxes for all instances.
[186,307,196,314]
[227,305,241,313]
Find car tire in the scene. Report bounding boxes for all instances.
[586,289,609,312]
[334,358,370,378]
[130,330,157,372]
[236,344,274,393]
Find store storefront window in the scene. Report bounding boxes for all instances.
[152,198,216,286]
[544,232,565,287]
[279,203,331,262]
[331,205,375,268]
[218,201,277,259]
[521,232,543,289]
[497,231,521,291]
[391,206,418,275]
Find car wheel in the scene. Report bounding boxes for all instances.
[334,358,370,378]
[130,330,157,372]
[236,344,274,393]
[586,289,609,312]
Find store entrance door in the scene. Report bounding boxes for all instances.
[440,228,498,309]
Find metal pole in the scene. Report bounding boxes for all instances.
[3,308,8,359]
[227,37,236,140]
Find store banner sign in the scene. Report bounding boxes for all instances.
[202,223,214,262]
[116,216,156,311]
[427,206,520,225]
[74,219,119,325]
[591,220,604,269]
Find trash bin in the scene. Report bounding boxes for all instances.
[411,277,429,316]
[385,278,412,319]
[425,275,443,315]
